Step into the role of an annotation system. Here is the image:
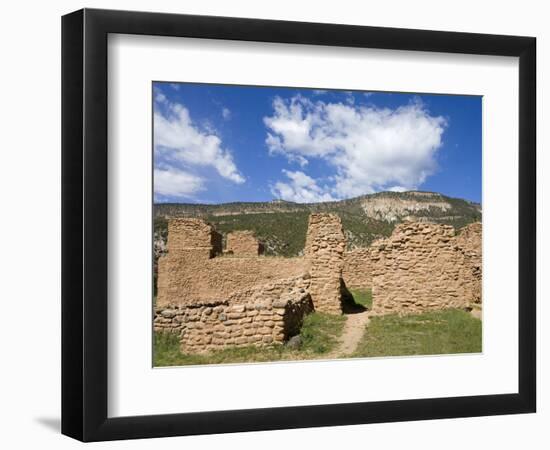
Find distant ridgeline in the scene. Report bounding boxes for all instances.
[154,191,481,257]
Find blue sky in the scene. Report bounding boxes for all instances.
[153,82,481,204]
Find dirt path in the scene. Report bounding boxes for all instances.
[328,310,370,358]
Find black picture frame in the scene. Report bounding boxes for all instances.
[61,8,536,442]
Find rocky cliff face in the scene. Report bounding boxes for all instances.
[359,192,451,222]
[155,191,480,223]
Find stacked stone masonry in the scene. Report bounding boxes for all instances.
[157,215,345,314]
[155,214,482,352]
[166,218,222,256]
[155,214,345,352]
[370,222,482,315]
[304,213,347,314]
[154,276,313,352]
[343,247,376,289]
[225,230,264,256]
[156,217,308,308]
[454,222,482,305]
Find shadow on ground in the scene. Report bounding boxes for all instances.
[341,282,368,314]
[35,417,60,433]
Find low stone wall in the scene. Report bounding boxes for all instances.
[304,213,346,314]
[226,230,264,256]
[154,276,313,352]
[371,222,482,315]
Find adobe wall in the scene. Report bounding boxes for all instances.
[226,230,264,256]
[371,222,482,315]
[156,218,308,307]
[157,215,347,311]
[304,213,346,314]
[157,253,308,307]
[154,275,313,352]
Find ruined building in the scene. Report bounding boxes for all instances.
[155,213,346,352]
[155,213,482,353]
[225,230,264,256]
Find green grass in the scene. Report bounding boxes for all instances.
[348,288,373,309]
[300,312,346,354]
[154,312,345,366]
[154,306,481,366]
[353,308,481,358]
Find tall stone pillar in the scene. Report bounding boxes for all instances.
[304,213,346,314]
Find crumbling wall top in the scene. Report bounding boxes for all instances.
[226,230,264,256]
[167,218,222,256]
[371,221,482,315]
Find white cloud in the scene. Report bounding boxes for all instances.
[387,185,408,192]
[264,96,446,199]
[155,92,167,104]
[154,167,204,199]
[154,100,245,186]
[271,170,335,203]
[344,92,355,105]
[222,107,231,120]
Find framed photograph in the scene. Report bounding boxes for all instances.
[62,8,536,442]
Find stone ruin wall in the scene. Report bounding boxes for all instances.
[304,213,346,314]
[343,247,376,289]
[154,275,313,352]
[155,213,481,353]
[370,222,482,315]
[155,213,345,352]
[156,219,308,308]
[225,230,264,256]
[157,214,345,314]
[454,222,482,305]
[166,218,223,257]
